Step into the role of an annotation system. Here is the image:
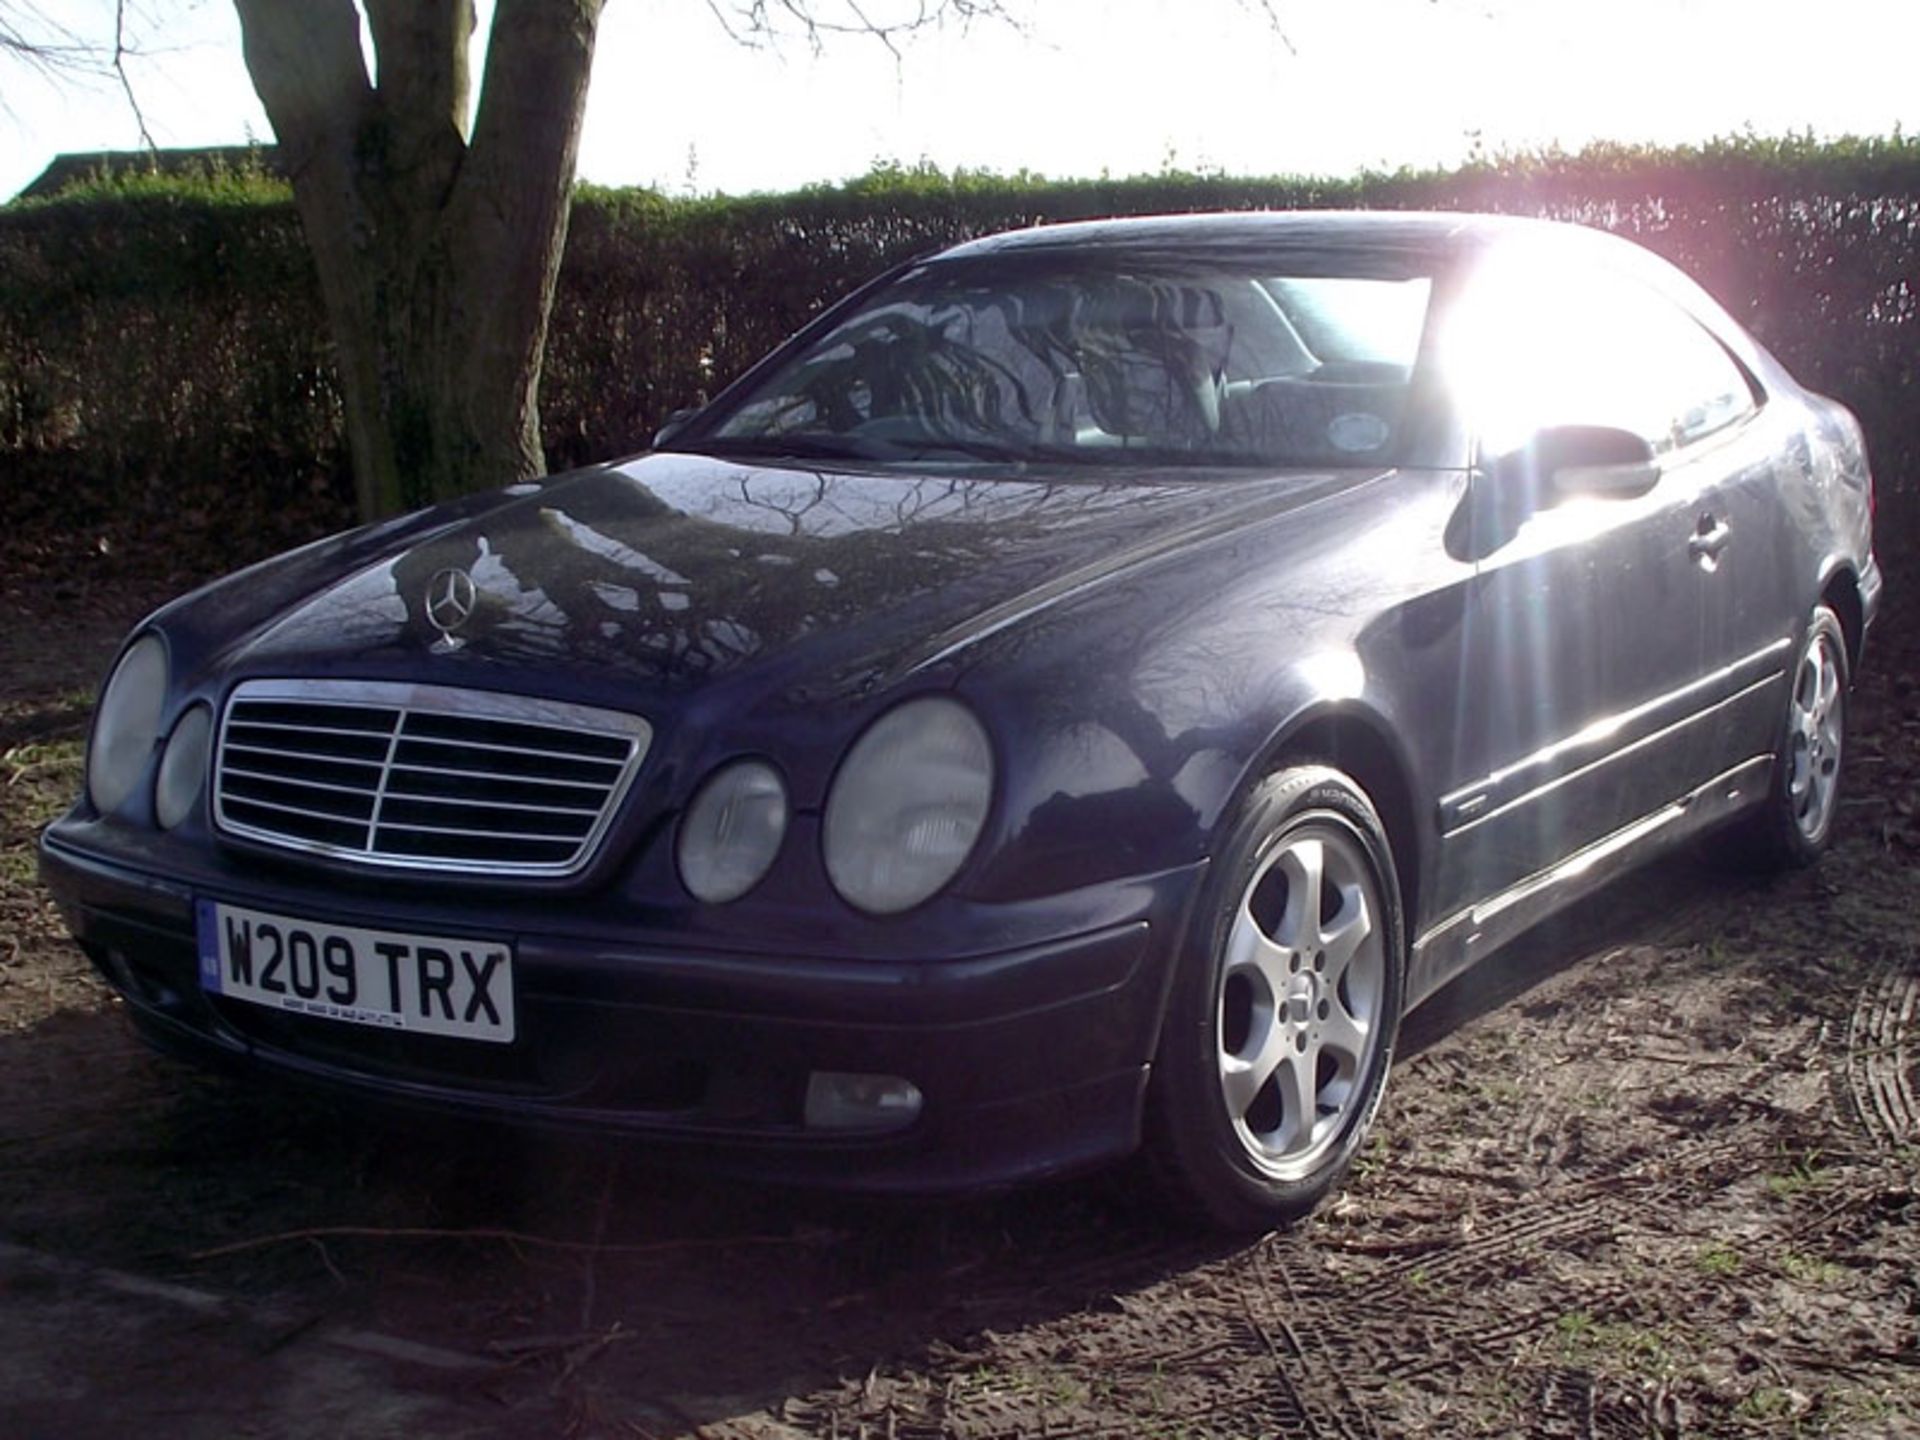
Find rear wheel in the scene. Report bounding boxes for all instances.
[1147,766,1405,1231]
[1741,604,1848,868]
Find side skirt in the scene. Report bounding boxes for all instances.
[1407,753,1773,1010]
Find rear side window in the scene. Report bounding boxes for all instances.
[1450,257,1758,459]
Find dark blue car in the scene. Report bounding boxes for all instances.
[41,212,1881,1228]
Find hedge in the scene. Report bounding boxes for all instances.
[2,136,1915,577]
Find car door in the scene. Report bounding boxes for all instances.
[1657,318,1801,785]
[1428,252,1749,921]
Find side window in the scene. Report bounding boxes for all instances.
[1634,297,1757,449]
[1452,261,1758,459]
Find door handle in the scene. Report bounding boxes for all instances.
[1688,516,1731,562]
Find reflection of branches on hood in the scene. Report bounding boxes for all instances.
[450,480,1010,676]
[384,467,1185,691]
[733,469,829,536]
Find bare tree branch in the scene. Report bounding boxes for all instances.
[0,0,162,145]
[113,0,156,151]
[1234,0,1298,57]
[703,0,1298,67]
[0,0,113,80]
[708,0,1019,57]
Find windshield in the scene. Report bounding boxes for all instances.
[681,253,1435,470]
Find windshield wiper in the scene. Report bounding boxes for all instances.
[691,432,1045,467]
[684,431,1252,470]
[894,437,1034,463]
[678,434,903,463]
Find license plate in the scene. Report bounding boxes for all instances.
[196,900,515,1044]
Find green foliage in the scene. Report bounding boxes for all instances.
[13,155,293,208]
[0,735,84,888]
[3,134,1918,570]
[11,142,291,208]
[1695,1243,1741,1276]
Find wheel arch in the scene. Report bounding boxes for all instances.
[1251,704,1425,939]
[1817,565,1865,673]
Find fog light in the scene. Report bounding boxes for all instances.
[803,1071,923,1132]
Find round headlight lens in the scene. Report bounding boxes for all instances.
[677,760,789,903]
[155,703,214,830]
[87,636,168,816]
[824,697,993,915]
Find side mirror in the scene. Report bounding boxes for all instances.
[1448,424,1661,562]
[652,406,700,449]
[1532,425,1660,500]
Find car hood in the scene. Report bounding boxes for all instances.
[223,452,1384,703]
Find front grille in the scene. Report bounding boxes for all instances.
[214,680,652,876]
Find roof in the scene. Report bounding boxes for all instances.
[937,209,1580,263]
[17,146,283,200]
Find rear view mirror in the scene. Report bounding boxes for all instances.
[1534,425,1659,499]
[1450,424,1662,562]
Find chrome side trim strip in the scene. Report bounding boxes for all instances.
[1438,636,1790,836]
[1444,669,1784,840]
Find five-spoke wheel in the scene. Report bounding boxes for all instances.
[1785,615,1846,845]
[1740,604,1850,868]
[1148,766,1404,1231]
[1216,823,1388,1180]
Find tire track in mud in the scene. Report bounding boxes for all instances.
[1239,1239,1382,1440]
[1223,1233,1674,1437]
[1352,1133,1758,1291]
[1277,1128,1772,1421]
[1845,946,1920,1149]
[1531,1367,1597,1440]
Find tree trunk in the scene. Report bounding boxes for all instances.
[234,0,604,520]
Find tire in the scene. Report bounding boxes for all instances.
[1145,765,1406,1231]
[1741,604,1849,869]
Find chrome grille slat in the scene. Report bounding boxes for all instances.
[374,819,589,841]
[223,781,377,820]
[224,743,385,767]
[227,719,402,740]
[377,792,603,817]
[394,731,627,764]
[389,740,620,785]
[221,767,384,799]
[214,680,652,877]
[377,800,595,834]
[225,794,378,827]
[225,744,389,768]
[378,758,614,793]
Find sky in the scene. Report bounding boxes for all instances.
[6,0,1919,203]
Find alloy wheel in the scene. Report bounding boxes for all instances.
[1214,824,1388,1180]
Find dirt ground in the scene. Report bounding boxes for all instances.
[2,539,1916,1439]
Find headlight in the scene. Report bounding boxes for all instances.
[677,760,789,903]
[155,703,214,830]
[87,636,168,816]
[824,697,993,915]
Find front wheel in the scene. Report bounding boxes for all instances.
[1146,766,1405,1231]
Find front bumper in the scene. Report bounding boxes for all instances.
[39,829,1201,1192]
